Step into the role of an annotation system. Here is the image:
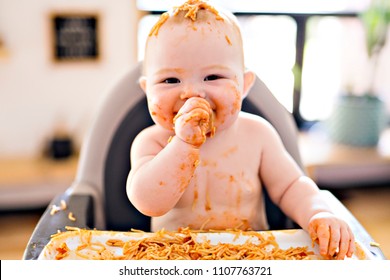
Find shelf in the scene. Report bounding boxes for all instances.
[299,127,390,188]
[0,156,78,210]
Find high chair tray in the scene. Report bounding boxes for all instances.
[38,228,372,260]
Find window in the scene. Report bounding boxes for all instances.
[239,16,297,114]
[301,16,349,121]
[301,15,390,121]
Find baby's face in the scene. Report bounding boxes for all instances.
[140,12,251,133]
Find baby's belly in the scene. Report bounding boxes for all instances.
[151,180,267,231]
[151,161,267,231]
[152,204,266,232]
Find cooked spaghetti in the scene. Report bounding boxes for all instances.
[52,227,315,260]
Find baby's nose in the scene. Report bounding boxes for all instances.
[180,88,206,99]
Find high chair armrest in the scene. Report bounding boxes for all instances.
[23,192,94,260]
[320,190,386,260]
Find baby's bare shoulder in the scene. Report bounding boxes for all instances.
[238,112,276,132]
[136,125,172,140]
[132,125,174,151]
[235,112,282,147]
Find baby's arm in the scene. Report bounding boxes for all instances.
[127,131,199,216]
[259,121,354,259]
[127,97,211,217]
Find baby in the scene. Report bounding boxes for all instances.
[127,0,354,259]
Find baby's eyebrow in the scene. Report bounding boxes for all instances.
[154,68,185,76]
[202,65,231,72]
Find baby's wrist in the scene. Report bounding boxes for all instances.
[175,132,206,148]
[171,135,202,150]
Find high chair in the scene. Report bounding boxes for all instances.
[23,62,385,259]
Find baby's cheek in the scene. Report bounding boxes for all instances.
[215,106,240,131]
[215,87,242,129]
[232,88,242,114]
[149,104,174,130]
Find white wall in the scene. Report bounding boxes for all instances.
[0,0,141,157]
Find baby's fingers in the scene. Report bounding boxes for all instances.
[308,213,355,260]
[335,228,348,260]
[347,229,355,257]
[179,97,211,115]
[311,223,331,257]
[174,107,211,147]
[329,224,343,257]
[336,227,355,260]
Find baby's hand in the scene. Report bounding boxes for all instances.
[308,212,355,260]
[174,97,213,147]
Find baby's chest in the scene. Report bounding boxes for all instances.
[178,150,261,208]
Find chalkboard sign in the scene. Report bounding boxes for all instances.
[51,13,100,62]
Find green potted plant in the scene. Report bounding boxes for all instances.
[329,0,389,146]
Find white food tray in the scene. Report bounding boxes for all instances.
[38,228,372,260]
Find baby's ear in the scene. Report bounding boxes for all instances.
[242,70,256,99]
[138,76,147,93]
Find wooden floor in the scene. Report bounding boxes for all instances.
[0,185,389,260]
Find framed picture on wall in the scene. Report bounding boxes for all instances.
[50,13,100,62]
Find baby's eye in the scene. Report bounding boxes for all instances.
[204,75,222,81]
[163,78,181,84]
